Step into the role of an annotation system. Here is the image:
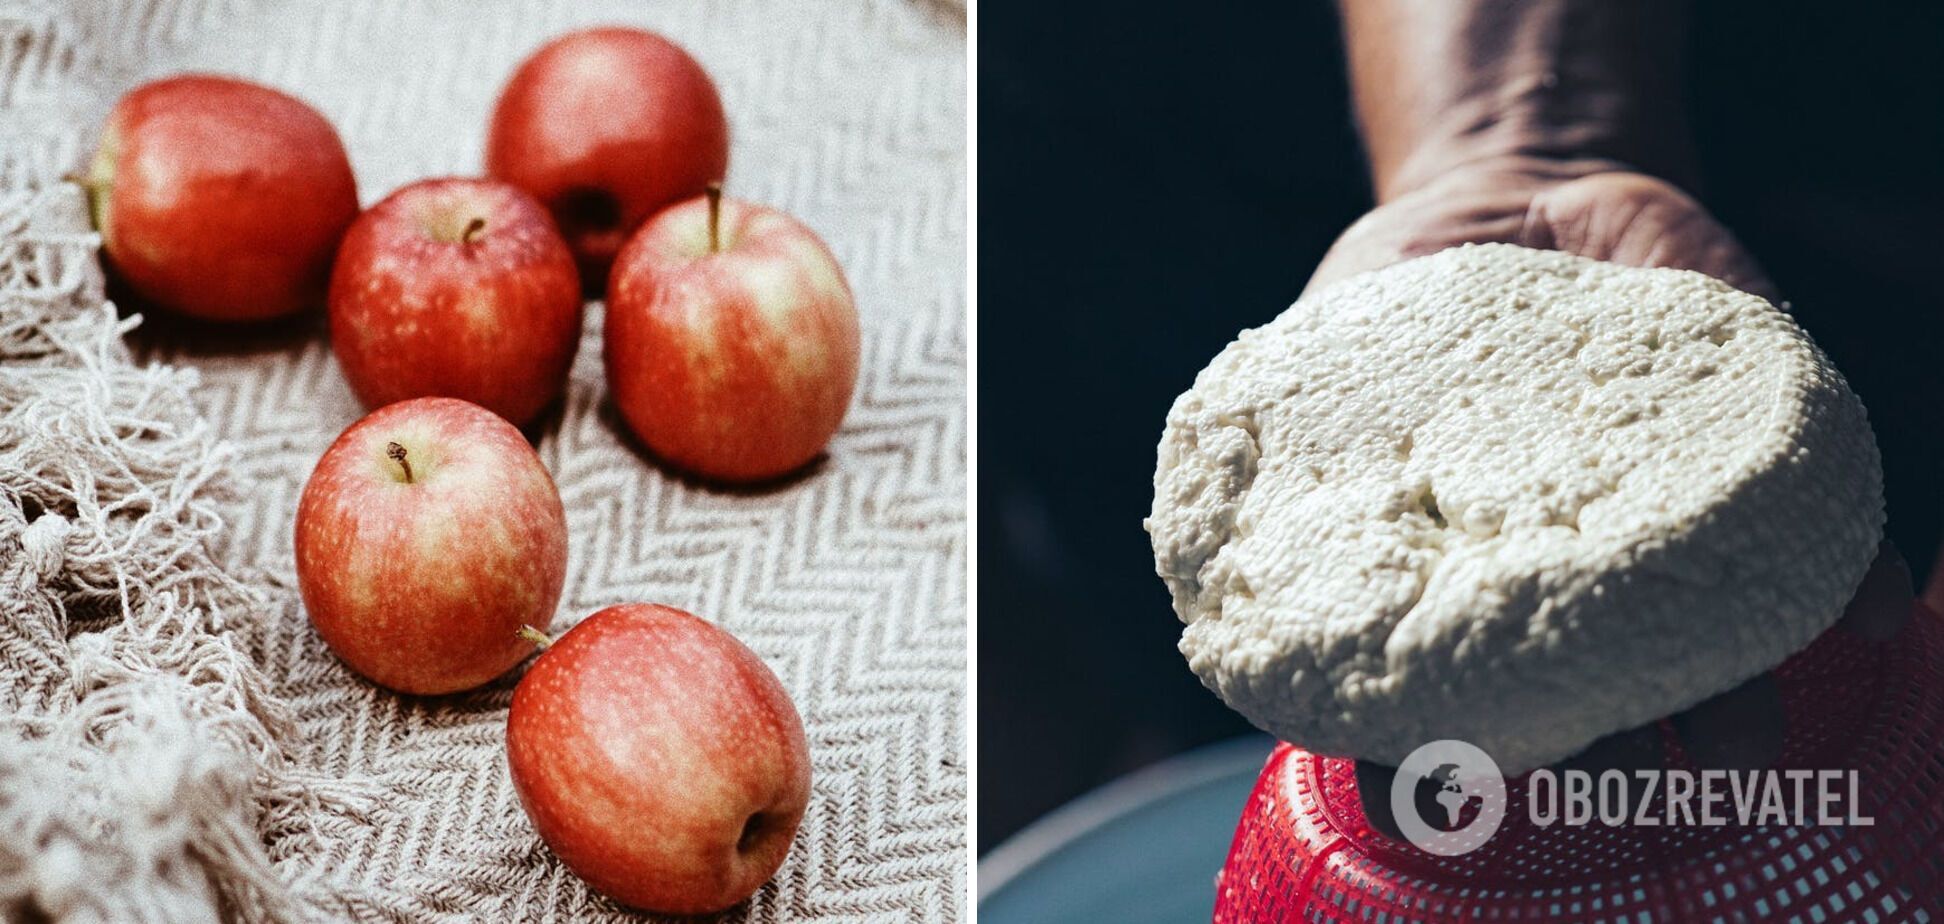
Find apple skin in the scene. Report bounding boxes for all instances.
[86,74,358,322]
[486,27,729,289]
[328,177,582,427]
[294,397,568,695]
[507,603,811,915]
[604,193,860,482]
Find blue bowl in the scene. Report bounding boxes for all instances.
[979,736,1272,924]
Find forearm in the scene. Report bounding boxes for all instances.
[1338,0,1695,201]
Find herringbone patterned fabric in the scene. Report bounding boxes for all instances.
[0,0,965,920]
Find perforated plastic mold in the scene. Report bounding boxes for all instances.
[1213,602,1944,922]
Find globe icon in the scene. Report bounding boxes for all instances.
[1425,763,1481,829]
[1392,740,1508,856]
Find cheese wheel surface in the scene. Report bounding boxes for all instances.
[1148,244,1883,773]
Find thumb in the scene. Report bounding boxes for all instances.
[1523,173,1783,305]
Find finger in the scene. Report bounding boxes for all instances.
[1670,673,1785,771]
[1356,759,1405,841]
[1554,722,1666,809]
[1356,721,1670,838]
[1557,721,1665,773]
[1673,543,1909,770]
[1837,540,1913,641]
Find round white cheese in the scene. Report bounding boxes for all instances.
[1148,244,1883,774]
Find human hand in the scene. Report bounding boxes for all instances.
[1326,1,1910,831]
[1333,157,1908,828]
[1306,155,1778,303]
[1322,155,1912,831]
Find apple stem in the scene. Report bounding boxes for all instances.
[706,182,723,253]
[518,625,554,650]
[462,217,486,249]
[385,441,413,484]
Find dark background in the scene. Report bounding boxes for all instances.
[978,2,1944,850]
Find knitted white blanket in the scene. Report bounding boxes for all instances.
[0,1,966,921]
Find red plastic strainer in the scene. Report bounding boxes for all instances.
[1213,601,1944,922]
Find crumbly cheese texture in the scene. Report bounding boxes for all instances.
[1148,244,1883,774]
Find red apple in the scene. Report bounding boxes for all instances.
[84,74,358,322]
[486,27,729,289]
[294,397,568,694]
[328,178,582,427]
[507,603,811,914]
[605,188,860,482]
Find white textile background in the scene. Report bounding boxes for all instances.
[0,0,966,920]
